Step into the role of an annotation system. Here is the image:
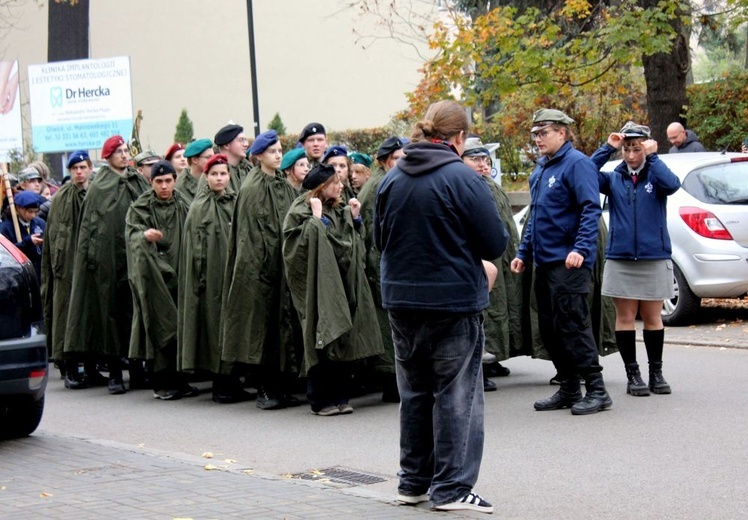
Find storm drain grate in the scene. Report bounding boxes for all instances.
[289,466,387,488]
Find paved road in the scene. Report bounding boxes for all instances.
[2,313,747,519]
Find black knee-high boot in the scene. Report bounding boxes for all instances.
[616,330,648,396]
[643,329,671,394]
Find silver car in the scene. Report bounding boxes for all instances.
[514,152,748,325]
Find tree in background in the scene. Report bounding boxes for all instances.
[174,109,194,145]
[267,112,286,136]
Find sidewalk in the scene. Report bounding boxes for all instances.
[0,433,477,520]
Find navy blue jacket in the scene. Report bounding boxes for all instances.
[517,141,601,269]
[1,215,46,281]
[591,144,681,260]
[374,141,508,313]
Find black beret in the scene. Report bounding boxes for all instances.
[302,163,337,191]
[376,136,405,160]
[214,124,244,146]
[299,122,326,143]
[150,160,177,179]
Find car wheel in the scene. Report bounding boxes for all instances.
[662,264,700,326]
[0,396,45,439]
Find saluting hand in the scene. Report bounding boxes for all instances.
[144,228,163,243]
[643,139,658,156]
[348,198,361,219]
[310,198,323,219]
[607,132,625,150]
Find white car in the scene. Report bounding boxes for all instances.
[514,152,748,325]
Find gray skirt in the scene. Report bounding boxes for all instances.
[602,259,674,300]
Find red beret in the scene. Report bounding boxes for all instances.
[165,143,185,161]
[204,153,229,173]
[102,135,125,159]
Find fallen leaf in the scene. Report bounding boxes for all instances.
[138,444,145,448]
[242,469,254,475]
[223,459,236,463]
[40,492,53,498]
[204,464,218,471]
[1,486,5,490]
[283,473,293,479]
[311,469,325,476]
[201,452,214,459]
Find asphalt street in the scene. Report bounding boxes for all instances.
[1,310,747,519]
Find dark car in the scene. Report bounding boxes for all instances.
[0,234,47,438]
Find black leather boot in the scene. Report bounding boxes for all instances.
[648,361,671,394]
[64,358,87,389]
[534,377,582,411]
[625,363,650,396]
[571,373,612,415]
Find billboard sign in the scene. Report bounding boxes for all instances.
[27,56,133,153]
[0,60,24,162]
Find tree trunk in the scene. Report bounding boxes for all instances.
[640,0,690,152]
[46,0,90,180]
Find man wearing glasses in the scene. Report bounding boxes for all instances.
[665,122,705,153]
[178,138,214,205]
[65,135,150,395]
[214,124,251,193]
[510,109,612,415]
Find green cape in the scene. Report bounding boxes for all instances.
[64,165,150,356]
[125,189,189,368]
[177,185,237,374]
[175,168,199,205]
[41,182,86,361]
[282,196,383,374]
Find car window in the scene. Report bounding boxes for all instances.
[682,163,748,204]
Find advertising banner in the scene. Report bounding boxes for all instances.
[27,56,133,153]
[0,60,24,162]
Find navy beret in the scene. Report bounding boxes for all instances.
[376,136,406,161]
[299,122,326,143]
[149,160,177,179]
[214,124,244,146]
[249,130,279,155]
[14,190,44,208]
[67,150,90,169]
[302,164,337,191]
[321,145,348,164]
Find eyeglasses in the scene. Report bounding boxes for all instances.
[113,148,130,156]
[531,129,557,140]
[466,155,491,164]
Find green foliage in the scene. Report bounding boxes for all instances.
[686,71,748,151]
[174,109,194,144]
[268,113,287,136]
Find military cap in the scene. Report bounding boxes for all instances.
[321,145,348,164]
[14,190,44,209]
[349,152,373,168]
[164,143,185,161]
[67,150,90,169]
[214,124,244,146]
[203,153,229,173]
[462,137,490,157]
[249,130,279,155]
[531,109,575,132]
[149,160,177,180]
[302,163,337,191]
[376,136,406,161]
[133,150,161,166]
[184,139,213,158]
[299,122,326,143]
[101,135,126,158]
[18,167,42,182]
[619,121,651,139]
[280,147,308,171]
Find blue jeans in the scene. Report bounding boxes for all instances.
[389,311,485,506]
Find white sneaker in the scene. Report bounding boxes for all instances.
[482,351,497,364]
[397,492,429,505]
[434,491,493,513]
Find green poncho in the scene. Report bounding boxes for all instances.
[125,189,189,369]
[64,166,150,357]
[175,168,199,205]
[220,167,300,372]
[282,196,383,374]
[229,157,253,194]
[41,182,86,361]
[482,177,525,361]
[177,185,237,374]
[356,168,394,374]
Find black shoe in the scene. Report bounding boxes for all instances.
[549,373,563,385]
[64,375,88,390]
[484,362,510,378]
[281,394,306,407]
[84,371,110,387]
[108,378,127,395]
[179,384,200,398]
[153,388,182,400]
[648,362,671,394]
[256,387,284,410]
[571,373,613,415]
[535,378,582,411]
[212,389,256,404]
[625,363,650,396]
[483,377,497,392]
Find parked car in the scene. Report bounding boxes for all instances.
[514,152,748,326]
[0,234,47,439]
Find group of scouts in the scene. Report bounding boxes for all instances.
[2,119,618,416]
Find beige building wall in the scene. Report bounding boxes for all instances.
[3,0,434,158]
